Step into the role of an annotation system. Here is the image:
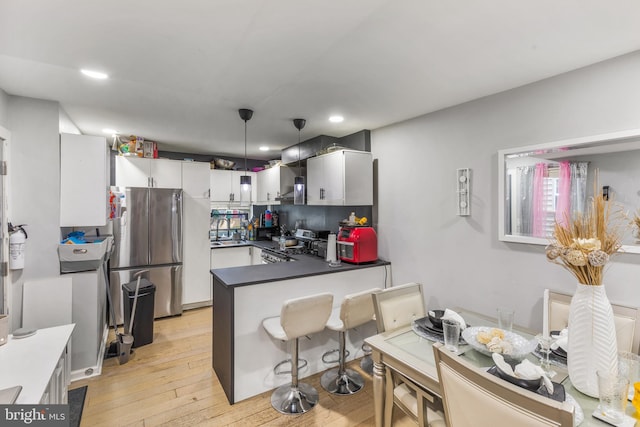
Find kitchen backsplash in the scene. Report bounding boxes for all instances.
[253,205,373,234]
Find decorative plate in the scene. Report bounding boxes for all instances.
[461,326,537,362]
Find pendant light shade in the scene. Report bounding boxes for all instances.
[239,108,253,205]
[293,118,306,205]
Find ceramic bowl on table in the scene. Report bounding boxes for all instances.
[492,361,543,391]
[428,310,445,329]
[462,326,538,362]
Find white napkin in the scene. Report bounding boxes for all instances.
[492,353,515,376]
[440,308,467,330]
[550,328,568,351]
[492,354,553,393]
[514,359,554,394]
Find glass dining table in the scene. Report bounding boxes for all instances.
[364,308,638,427]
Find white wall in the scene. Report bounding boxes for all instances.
[7,96,61,328]
[0,89,8,126]
[372,50,640,331]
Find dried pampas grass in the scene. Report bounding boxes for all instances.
[546,172,623,285]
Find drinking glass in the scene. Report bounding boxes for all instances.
[535,333,557,378]
[618,351,640,400]
[496,308,514,332]
[596,370,629,424]
[442,319,460,352]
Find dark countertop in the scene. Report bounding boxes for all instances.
[210,240,390,288]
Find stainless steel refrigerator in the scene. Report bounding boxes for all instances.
[110,186,183,324]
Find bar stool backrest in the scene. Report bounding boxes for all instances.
[340,288,382,330]
[280,292,333,339]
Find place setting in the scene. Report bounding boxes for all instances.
[411,309,468,349]
[459,309,585,426]
[533,329,568,371]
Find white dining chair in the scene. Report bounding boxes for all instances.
[372,283,445,427]
[544,289,640,354]
[433,342,575,427]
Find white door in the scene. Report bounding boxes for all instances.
[210,170,233,202]
[0,126,8,316]
[182,161,210,199]
[182,197,211,305]
[115,156,150,187]
[322,151,345,205]
[149,158,182,188]
[306,155,324,205]
[60,134,108,226]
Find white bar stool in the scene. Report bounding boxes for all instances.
[321,288,381,395]
[262,292,333,415]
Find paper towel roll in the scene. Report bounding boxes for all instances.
[326,233,337,262]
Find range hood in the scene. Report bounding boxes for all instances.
[275,165,305,204]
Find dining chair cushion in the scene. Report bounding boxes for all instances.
[393,383,446,427]
[263,293,333,341]
[378,293,425,332]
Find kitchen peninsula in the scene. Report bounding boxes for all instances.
[211,243,390,404]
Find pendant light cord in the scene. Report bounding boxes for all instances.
[244,120,248,173]
[297,130,301,176]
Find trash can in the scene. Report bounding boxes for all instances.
[122,279,156,348]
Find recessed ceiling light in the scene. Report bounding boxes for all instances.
[102,128,118,135]
[329,115,344,123]
[259,146,270,151]
[80,69,109,79]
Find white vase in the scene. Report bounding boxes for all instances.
[567,283,618,397]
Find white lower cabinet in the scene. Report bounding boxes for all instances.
[251,247,262,265]
[210,246,253,269]
[0,324,74,404]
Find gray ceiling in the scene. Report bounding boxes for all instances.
[2,0,640,160]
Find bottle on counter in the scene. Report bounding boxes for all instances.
[265,209,273,227]
[349,212,356,225]
[279,235,286,251]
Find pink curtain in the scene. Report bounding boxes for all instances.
[532,163,548,237]
[555,161,571,227]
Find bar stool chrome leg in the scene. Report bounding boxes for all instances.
[271,337,319,414]
[321,330,364,395]
[360,342,374,375]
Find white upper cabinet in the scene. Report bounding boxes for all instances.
[256,165,295,205]
[115,156,182,188]
[60,133,109,226]
[181,161,210,199]
[210,170,256,205]
[307,150,373,206]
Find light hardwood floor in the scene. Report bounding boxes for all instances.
[71,307,415,427]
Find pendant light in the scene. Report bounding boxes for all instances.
[239,108,253,205]
[293,118,306,205]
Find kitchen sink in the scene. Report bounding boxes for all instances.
[211,240,247,246]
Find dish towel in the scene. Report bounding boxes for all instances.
[440,309,467,330]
